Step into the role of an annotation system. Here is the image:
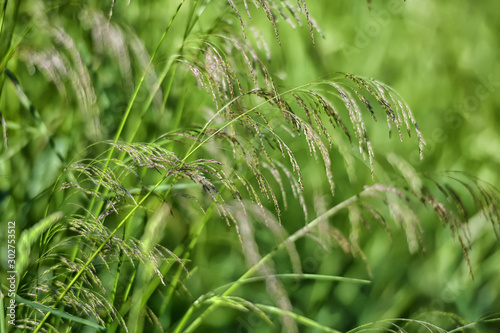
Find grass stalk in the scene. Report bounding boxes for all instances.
[182,82,315,162]
[253,303,342,333]
[175,185,374,332]
[0,0,20,64]
[162,202,217,309]
[32,172,173,332]
[7,1,500,332]
[212,274,370,293]
[87,0,187,217]
[0,0,20,101]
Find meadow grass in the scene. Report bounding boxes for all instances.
[1,1,500,332]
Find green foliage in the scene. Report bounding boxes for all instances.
[1,0,499,332]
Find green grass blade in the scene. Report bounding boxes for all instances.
[0,0,20,68]
[16,212,63,280]
[255,303,342,333]
[212,273,370,294]
[32,173,171,332]
[15,294,106,332]
[87,0,187,216]
[177,186,375,333]
[3,69,65,162]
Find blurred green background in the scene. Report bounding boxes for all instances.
[1,0,499,332]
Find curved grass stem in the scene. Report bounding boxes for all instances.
[87,0,187,217]
[182,83,315,162]
[174,185,375,333]
[32,172,173,333]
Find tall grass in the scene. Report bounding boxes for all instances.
[1,1,499,332]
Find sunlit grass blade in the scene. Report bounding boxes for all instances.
[15,294,106,332]
[254,303,342,333]
[212,273,370,295]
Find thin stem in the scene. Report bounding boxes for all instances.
[162,200,216,309]
[175,185,375,333]
[32,173,172,333]
[0,0,20,66]
[254,303,342,333]
[87,0,187,216]
[182,83,314,162]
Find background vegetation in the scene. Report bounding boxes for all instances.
[1,0,499,332]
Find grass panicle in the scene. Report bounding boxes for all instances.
[2,1,499,332]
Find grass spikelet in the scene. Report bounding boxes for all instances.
[50,27,100,136]
[346,73,426,158]
[258,0,282,46]
[274,160,308,219]
[80,9,135,93]
[242,0,252,18]
[228,0,248,39]
[313,92,352,141]
[18,207,185,332]
[446,172,500,236]
[184,34,271,104]
[230,0,318,45]
[277,2,300,29]
[292,92,334,148]
[367,170,500,275]
[21,46,69,99]
[110,141,180,171]
[291,112,335,193]
[64,162,136,206]
[330,82,373,163]
[296,0,315,44]
[6,1,500,332]
[262,161,288,209]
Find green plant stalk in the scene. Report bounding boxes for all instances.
[83,2,188,324]
[253,303,342,333]
[123,0,212,145]
[166,0,213,135]
[175,274,369,333]
[124,268,143,331]
[0,0,20,63]
[125,0,211,145]
[127,207,169,332]
[0,0,20,102]
[175,186,375,333]
[125,55,178,145]
[108,251,123,311]
[184,0,199,39]
[107,221,131,328]
[106,7,203,311]
[182,81,318,163]
[162,84,316,328]
[160,157,260,315]
[87,0,187,217]
[212,274,370,294]
[162,201,217,311]
[105,172,187,333]
[3,69,65,162]
[16,294,106,331]
[32,173,173,333]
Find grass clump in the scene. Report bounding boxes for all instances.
[1,0,499,332]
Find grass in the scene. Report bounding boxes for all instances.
[1,0,500,332]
